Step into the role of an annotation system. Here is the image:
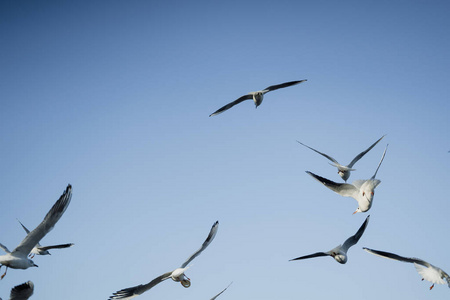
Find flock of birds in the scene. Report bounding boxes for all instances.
[1,80,448,299]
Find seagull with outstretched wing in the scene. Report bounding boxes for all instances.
[290,215,369,264]
[297,135,385,182]
[363,247,450,290]
[0,185,72,279]
[8,281,34,300]
[109,221,219,299]
[209,80,306,117]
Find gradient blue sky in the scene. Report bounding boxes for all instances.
[1,1,449,299]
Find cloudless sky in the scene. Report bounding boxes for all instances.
[1,0,449,299]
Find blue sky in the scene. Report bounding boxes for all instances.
[1,0,449,299]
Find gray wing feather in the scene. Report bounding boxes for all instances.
[9,281,34,300]
[0,243,11,254]
[210,282,232,300]
[12,185,72,256]
[289,252,329,261]
[363,247,430,267]
[209,95,253,117]
[347,135,385,168]
[297,141,339,164]
[108,272,172,300]
[263,80,306,92]
[306,171,358,198]
[181,221,219,268]
[17,220,41,248]
[342,215,370,251]
[371,144,388,179]
[38,243,74,251]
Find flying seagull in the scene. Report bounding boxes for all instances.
[297,135,385,182]
[306,145,387,214]
[210,282,232,300]
[209,80,307,117]
[290,215,370,264]
[0,184,72,279]
[17,220,74,258]
[8,281,34,300]
[109,221,219,299]
[363,247,450,290]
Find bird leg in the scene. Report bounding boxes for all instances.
[430,284,434,290]
[1,266,8,280]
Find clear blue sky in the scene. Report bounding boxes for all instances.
[1,0,449,299]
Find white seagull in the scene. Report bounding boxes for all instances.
[17,220,74,259]
[209,80,307,117]
[0,184,72,279]
[109,221,219,299]
[210,282,232,300]
[363,247,450,290]
[8,281,34,300]
[306,145,388,214]
[290,215,370,264]
[297,135,385,182]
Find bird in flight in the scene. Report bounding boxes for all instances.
[363,247,450,290]
[209,80,307,117]
[306,145,388,214]
[5,280,34,300]
[109,221,219,299]
[0,184,72,279]
[17,220,74,259]
[290,215,370,264]
[297,135,385,182]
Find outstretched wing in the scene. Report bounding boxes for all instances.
[371,144,388,179]
[289,252,329,261]
[181,221,219,268]
[342,215,370,251]
[12,184,72,256]
[297,141,339,164]
[263,80,307,92]
[38,243,74,251]
[9,281,34,300]
[209,95,253,117]
[17,220,40,248]
[347,135,385,168]
[109,272,172,300]
[0,243,11,254]
[210,282,233,300]
[306,171,358,198]
[363,247,430,267]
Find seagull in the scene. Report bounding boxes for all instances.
[0,184,72,279]
[209,80,307,117]
[17,220,74,259]
[290,215,370,264]
[363,247,450,290]
[8,281,34,300]
[210,282,232,300]
[297,135,385,182]
[306,145,387,214]
[109,221,219,299]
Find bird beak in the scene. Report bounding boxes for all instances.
[352,210,358,215]
[34,264,39,267]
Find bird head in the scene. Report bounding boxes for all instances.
[334,254,347,264]
[352,207,362,215]
[28,259,38,268]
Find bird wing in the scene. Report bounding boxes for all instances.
[289,252,329,261]
[209,94,253,117]
[38,243,74,251]
[181,221,219,268]
[9,281,34,300]
[109,272,172,300]
[263,80,307,92]
[210,282,233,300]
[342,215,370,251]
[17,220,41,248]
[0,243,11,254]
[12,184,72,256]
[347,135,385,168]
[363,247,430,267]
[306,171,359,198]
[297,141,339,164]
[371,144,388,179]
